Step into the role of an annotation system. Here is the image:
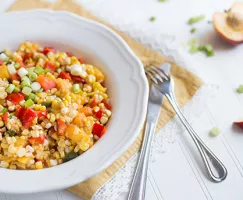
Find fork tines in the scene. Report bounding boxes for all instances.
[145,66,169,84]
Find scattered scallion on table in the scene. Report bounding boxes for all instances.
[209,127,220,137]
[188,15,205,25]
[190,27,196,33]
[236,85,243,93]
[188,39,214,56]
[149,16,156,22]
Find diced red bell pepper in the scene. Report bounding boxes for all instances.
[66,52,73,57]
[22,108,37,128]
[102,99,112,110]
[29,136,45,145]
[6,93,24,104]
[58,71,71,80]
[23,53,32,62]
[78,58,84,64]
[90,99,99,108]
[1,112,9,122]
[37,110,48,118]
[15,106,25,118]
[94,109,103,119]
[43,47,55,55]
[10,73,20,81]
[37,75,56,91]
[43,61,56,73]
[92,123,106,138]
[0,60,3,65]
[70,75,86,83]
[56,118,67,136]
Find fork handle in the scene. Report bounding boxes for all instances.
[166,93,227,182]
[128,122,156,200]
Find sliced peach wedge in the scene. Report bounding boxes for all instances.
[213,2,243,45]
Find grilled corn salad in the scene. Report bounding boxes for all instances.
[0,42,112,169]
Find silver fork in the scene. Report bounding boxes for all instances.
[145,64,227,182]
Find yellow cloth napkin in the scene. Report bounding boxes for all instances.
[8,0,203,199]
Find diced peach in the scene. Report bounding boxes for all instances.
[65,124,83,143]
[78,107,93,116]
[73,113,85,127]
[0,65,10,79]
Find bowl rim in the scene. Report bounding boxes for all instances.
[0,9,149,193]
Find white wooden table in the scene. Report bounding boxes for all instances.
[1,0,243,199]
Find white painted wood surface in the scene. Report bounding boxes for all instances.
[1,0,243,199]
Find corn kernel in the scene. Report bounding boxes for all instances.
[35,161,43,169]
[0,161,9,168]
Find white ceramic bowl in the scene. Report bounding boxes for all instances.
[0,10,148,193]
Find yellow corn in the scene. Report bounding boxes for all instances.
[46,72,56,80]
[12,80,20,86]
[17,157,31,164]
[35,161,43,169]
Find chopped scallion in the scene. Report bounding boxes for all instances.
[26,67,35,74]
[28,72,38,81]
[44,68,51,73]
[14,62,20,69]
[190,27,196,33]
[34,66,44,74]
[21,80,31,88]
[236,85,243,93]
[149,16,156,22]
[72,84,80,94]
[22,87,32,96]
[24,99,34,107]
[1,108,8,114]
[13,87,20,93]
[188,15,205,25]
[209,127,220,137]
[6,84,15,94]
[28,93,36,101]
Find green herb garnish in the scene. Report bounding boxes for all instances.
[159,0,167,2]
[1,108,8,114]
[41,101,52,108]
[209,127,220,137]
[63,151,78,162]
[149,16,156,22]
[7,130,16,136]
[188,15,205,25]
